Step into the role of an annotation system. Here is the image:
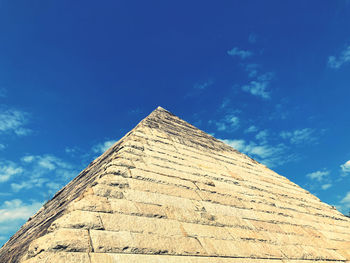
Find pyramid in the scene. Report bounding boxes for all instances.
[1,107,350,263]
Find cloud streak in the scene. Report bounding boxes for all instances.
[341,160,350,174]
[241,72,274,99]
[220,138,293,167]
[210,114,240,132]
[306,170,329,182]
[92,139,116,155]
[328,45,350,69]
[0,161,23,183]
[8,154,78,196]
[227,47,253,59]
[0,199,42,246]
[0,109,31,136]
[280,128,316,144]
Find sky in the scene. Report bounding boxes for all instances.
[1,1,350,246]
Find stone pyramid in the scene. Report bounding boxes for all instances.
[1,106,350,263]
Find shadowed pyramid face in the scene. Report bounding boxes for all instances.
[1,106,350,263]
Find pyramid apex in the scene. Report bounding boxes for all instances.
[155,106,167,111]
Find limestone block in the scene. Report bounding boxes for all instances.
[180,221,232,240]
[68,194,113,213]
[89,253,292,262]
[127,178,201,201]
[124,188,197,210]
[90,230,206,255]
[130,168,196,189]
[48,210,104,231]
[21,252,90,263]
[134,201,168,218]
[99,213,183,236]
[97,174,130,188]
[90,230,133,253]
[27,229,90,258]
[164,205,215,225]
[92,184,124,199]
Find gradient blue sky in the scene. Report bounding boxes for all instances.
[1,1,350,245]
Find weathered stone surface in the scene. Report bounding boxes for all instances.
[1,106,350,262]
[89,253,345,263]
[22,252,90,263]
[48,210,104,231]
[27,229,90,258]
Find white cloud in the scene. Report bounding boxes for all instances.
[227,47,253,59]
[321,183,332,190]
[0,199,42,245]
[22,155,72,170]
[255,130,269,142]
[245,125,258,133]
[242,81,270,99]
[11,177,48,192]
[0,199,42,223]
[340,192,350,210]
[328,45,350,69]
[341,160,350,173]
[280,128,315,144]
[9,154,77,193]
[245,64,259,78]
[193,80,213,90]
[220,98,230,109]
[306,170,329,181]
[92,139,116,155]
[220,138,290,167]
[211,114,240,132]
[0,109,31,136]
[21,155,35,163]
[185,80,214,98]
[0,161,23,183]
[241,72,274,99]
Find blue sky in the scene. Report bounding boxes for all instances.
[1,1,350,245]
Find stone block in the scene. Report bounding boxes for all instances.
[27,229,90,258]
[48,210,104,231]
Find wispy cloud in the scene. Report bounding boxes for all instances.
[244,63,259,78]
[321,183,332,190]
[0,199,42,223]
[0,161,23,183]
[92,139,116,155]
[241,72,274,99]
[193,80,213,90]
[280,128,316,144]
[255,130,269,142]
[340,192,350,211]
[0,144,5,150]
[220,98,230,109]
[210,114,240,132]
[245,125,258,133]
[9,154,77,195]
[306,170,329,182]
[227,47,253,59]
[0,199,42,245]
[341,160,350,174]
[186,80,214,98]
[328,45,350,69]
[0,109,31,136]
[221,138,292,167]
